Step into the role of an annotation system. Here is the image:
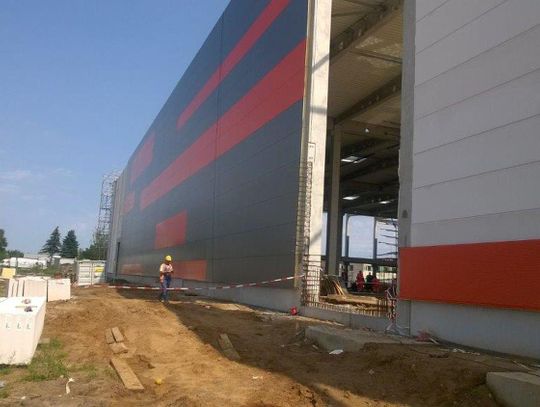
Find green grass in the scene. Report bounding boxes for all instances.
[0,389,8,399]
[72,363,98,379]
[0,366,12,376]
[24,338,68,382]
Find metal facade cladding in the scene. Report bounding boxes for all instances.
[115,0,308,284]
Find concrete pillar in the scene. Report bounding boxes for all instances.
[296,0,331,301]
[396,0,416,334]
[326,128,342,275]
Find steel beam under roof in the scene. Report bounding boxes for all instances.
[347,49,402,64]
[340,156,399,182]
[340,121,400,140]
[336,75,402,124]
[330,0,402,63]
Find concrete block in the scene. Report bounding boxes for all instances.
[305,325,401,352]
[23,278,48,298]
[487,372,540,407]
[0,297,47,365]
[47,279,71,301]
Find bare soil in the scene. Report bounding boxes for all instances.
[0,285,523,406]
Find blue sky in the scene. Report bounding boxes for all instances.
[0,0,229,253]
[0,0,388,259]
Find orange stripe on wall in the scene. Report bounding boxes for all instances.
[154,211,187,249]
[400,239,540,311]
[121,263,144,276]
[172,260,207,281]
[130,132,155,184]
[123,191,135,214]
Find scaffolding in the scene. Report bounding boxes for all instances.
[93,171,120,260]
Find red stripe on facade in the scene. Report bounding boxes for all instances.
[130,132,155,184]
[121,263,144,276]
[154,211,187,249]
[176,0,291,130]
[141,39,306,209]
[123,191,135,214]
[172,260,207,281]
[400,239,540,311]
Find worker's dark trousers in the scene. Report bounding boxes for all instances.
[160,275,172,301]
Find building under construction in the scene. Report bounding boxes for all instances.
[107,0,540,359]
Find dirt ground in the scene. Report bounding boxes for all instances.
[0,285,530,406]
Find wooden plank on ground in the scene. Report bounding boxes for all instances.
[218,333,241,361]
[110,342,129,354]
[111,327,125,342]
[105,328,115,344]
[110,357,144,391]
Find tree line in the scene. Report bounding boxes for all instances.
[0,227,106,261]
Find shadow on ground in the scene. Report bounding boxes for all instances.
[116,288,500,407]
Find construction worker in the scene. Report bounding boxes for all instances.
[159,255,174,302]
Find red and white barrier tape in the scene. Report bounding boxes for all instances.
[107,274,303,291]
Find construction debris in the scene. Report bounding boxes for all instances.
[111,327,125,342]
[110,357,144,391]
[110,342,129,354]
[218,333,241,361]
[104,328,115,344]
[319,275,345,296]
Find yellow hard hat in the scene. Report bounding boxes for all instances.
[165,255,172,262]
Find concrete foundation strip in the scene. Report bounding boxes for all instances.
[106,274,304,291]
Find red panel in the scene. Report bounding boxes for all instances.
[130,132,155,184]
[400,239,540,311]
[121,263,144,276]
[141,39,306,209]
[176,0,291,130]
[172,260,207,281]
[154,211,187,249]
[123,191,135,214]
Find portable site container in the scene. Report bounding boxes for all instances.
[76,260,106,286]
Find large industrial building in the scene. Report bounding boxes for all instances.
[107,0,540,359]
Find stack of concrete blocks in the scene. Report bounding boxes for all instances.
[0,297,47,364]
[5,277,70,302]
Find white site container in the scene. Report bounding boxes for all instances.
[76,260,106,286]
[47,279,71,301]
[0,297,46,365]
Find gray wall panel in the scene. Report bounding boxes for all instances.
[114,1,309,285]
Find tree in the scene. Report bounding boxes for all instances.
[79,233,108,260]
[40,226,61,258]
[7,249,24,258]
[61,230,79,258]
[0,229,7,260]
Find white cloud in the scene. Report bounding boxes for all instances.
[51,168,74,177]
[0,169,33,181]
[0,184,20,194]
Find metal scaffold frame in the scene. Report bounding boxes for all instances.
[94,171,120,260]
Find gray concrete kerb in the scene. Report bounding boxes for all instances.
[486,371,540,407]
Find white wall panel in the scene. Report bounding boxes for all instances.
[415,0,540,85]
[411,208,540,246]
[415,23,540,119]
[413,115,540,188]
[416,0,505,53]
[412,161,540,224]
[416,0,449,22]
[414,68,540,153]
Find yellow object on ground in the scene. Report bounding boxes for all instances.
[1,267,16,279]
[155,378,163,385]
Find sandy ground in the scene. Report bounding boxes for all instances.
[0,285,528,406]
